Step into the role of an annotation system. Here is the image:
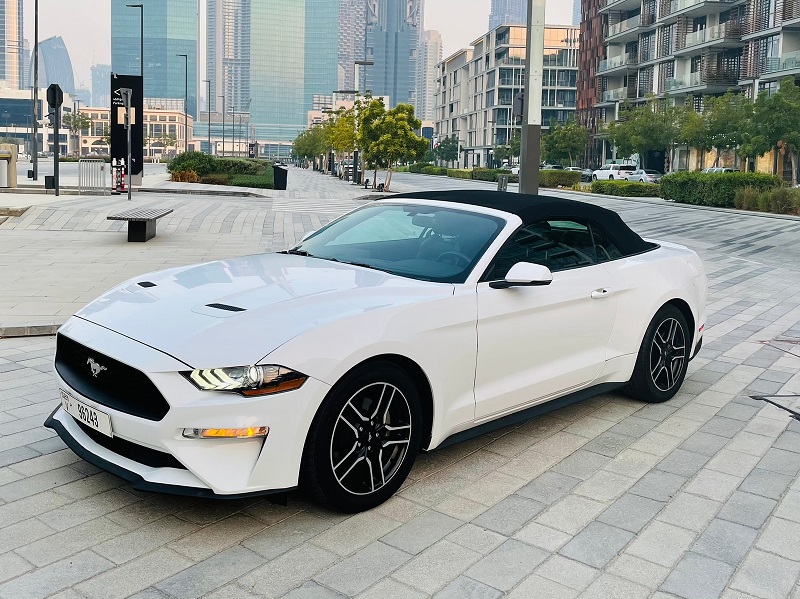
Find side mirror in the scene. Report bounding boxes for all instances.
[301,230,317,242]
[490,262,553,289]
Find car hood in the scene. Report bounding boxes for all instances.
[74,253,454,367]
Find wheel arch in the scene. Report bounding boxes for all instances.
[664,297,695,350]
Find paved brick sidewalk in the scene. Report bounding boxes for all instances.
[0,169,798,598]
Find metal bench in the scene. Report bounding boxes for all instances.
[107,208,173,242]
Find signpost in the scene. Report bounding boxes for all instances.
[46,84,63,196]
[110,74,144,190]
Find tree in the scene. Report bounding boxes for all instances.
[542,117,589,165]
[101,126,111,146]
[293,125,329,161]
[367,103,428,191]
[677,106,710,170]
[327,107,357,178]
[493,144,511,166]
[604,98,681,170]
[434,135,459,166]
[705,92,752,167]
[62,112,93,156]
[357,96,388,187]
[752,77,800,183]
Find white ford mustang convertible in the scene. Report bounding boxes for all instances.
[47,191,707,512]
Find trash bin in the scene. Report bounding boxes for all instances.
[497,175,509,192]
[273,164,288,190]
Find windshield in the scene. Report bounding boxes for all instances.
[290,203,506,283]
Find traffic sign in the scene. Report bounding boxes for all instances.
[46,84,63,108]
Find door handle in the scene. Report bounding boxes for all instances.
[591,288,614,299]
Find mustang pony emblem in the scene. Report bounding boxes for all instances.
[87,358,107,377]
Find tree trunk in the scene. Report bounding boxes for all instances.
[791,151,798,186]
[714,149,720,167]
[385,166,393,191]
[373,167,378,189]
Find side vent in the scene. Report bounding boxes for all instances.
[206,303,246,313]
[137,281,157,288]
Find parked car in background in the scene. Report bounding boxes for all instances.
[700,167,738,173]
[625,169,663,183]
[565,166,593,182]
[510,166,520,175]
[541,164,564,170]
[592,164,637,180]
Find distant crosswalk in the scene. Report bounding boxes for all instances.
[270,197,365,215]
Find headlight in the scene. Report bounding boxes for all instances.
[182,365,307,396]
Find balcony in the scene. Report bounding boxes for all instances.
[601,87,627,102]
[597,53,639,73]
[665,70,738,91]
[659,0,736,22]
[608,15,642,41]
[763,50,800,76]
[600,0,641,14]
[676,21,744,54]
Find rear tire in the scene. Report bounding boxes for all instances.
[609,175,614,180]
[301,362,423,512]
[592,175,598,181]
[626,304,690,403]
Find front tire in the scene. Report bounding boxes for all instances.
[301,362,423,512]
[626,304,690,403]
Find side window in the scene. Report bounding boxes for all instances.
[589,223,624,262]
[484,219,596,280]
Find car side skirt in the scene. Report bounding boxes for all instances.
[45,407,296,502]
[435,381,623,450]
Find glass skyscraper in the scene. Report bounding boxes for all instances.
[365,0,421,109]
[0,0,24,89]
[207,0,338,144]
[489,0,527,29]
[31,36,76,94]
[111,0,198,118]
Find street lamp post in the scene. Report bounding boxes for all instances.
[520,0,545,194]
[218,95,226,157]
[202,79,211,154]
[126,4,144,78]
[32,0,39,180]
[176,54,188,153]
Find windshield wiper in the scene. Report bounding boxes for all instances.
[282,249,312,256]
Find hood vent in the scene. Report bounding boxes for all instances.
[206,303,246,313]
[137,281,157,288]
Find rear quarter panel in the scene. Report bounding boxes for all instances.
[603,243,706,361]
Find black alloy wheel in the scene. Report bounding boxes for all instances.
[626,304,690,403]
[301,362,423,512]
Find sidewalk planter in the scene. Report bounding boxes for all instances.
[591,180,660,197]
[659,172,783,207]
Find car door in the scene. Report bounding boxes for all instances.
[474,219,618,420]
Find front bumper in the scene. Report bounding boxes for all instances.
[48,317,332,496]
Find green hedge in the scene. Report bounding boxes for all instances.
[659,171,783,207]
[591,180,661,197]
[199,174,230,185]
[393,165,410,172]
[168,152,270,177]
[421,166,448,176]
[409,163,430,173]
[447,169,473,179]
[540,170,581,188]
[734,186,800,215]
[229,173,274,189]
[472,168,511,182]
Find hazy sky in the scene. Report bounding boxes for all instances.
[23,1,574,91]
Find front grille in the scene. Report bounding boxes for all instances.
[76,421,186,470]
[55,334,171,421]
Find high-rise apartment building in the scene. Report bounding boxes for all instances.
[111,0,198,118]
[205,0,338,150]
[489,0,527,29]
[91,64,112,107]
[0,0,24,89]
[30,36,75,95]
[417,30,442,121]
[436,24,579,168]
[339,0,368,91]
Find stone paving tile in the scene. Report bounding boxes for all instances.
[2,178,800,598]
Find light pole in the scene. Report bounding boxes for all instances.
[126,4,144,78]
[32,0,39,179]
[203,79,211,154]
[73,99,82,156]
[334,89,358,180]
[176,54,188,153]
[520,0,545,194]
[218,95,225,157]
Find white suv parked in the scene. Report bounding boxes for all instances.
[592,164,637,180]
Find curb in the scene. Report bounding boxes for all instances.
[137,187,265,198]
[0,206,30,217]
[0,324,61,338]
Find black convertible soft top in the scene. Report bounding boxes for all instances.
[392,190,654,256]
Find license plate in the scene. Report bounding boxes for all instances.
[60,389,113,437]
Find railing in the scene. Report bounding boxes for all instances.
[662,0,734,17]
[608,15,642,36]
[78,159,107,195]
[602,87,627,101]
[665,70,738,90]
[683,22,741,47]
[765,50,800,73]
[598,53,639,72]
